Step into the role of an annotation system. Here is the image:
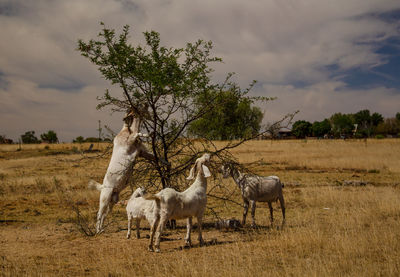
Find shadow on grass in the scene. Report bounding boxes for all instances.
[173,238,236,252]
[0,219,25,224]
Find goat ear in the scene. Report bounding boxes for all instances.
[186,163,197,180]
[202,165,211,178]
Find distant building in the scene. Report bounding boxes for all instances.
[257,130,294,140]
[277,130,294,139]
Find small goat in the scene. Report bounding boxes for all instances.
[145,153,212,252]
[126,187,158,239]
[89,107,157,234]
[221,164,285,227]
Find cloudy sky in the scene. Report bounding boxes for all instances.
[1,0,400,142]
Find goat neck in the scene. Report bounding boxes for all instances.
[231,167,245,187]
[193,162,208,186]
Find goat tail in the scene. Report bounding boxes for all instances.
[88,179,103,191]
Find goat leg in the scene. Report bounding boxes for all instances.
[250,201,256,228]
[185,217,192,247]
[148,216,159,252]
[96,188,113,234]
[242,199,249,226]
[155,216,167,253]
[127,215,132,239]
[197,216,204,246]
[268,201,274,227]
[136,218,141,239]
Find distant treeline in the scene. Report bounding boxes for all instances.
[1,109,399,144]
[290,110,400,139]
[0,132,111,144]
[72,136,111,143]
[1,130,59,144]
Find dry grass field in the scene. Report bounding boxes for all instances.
[1,139,400,276]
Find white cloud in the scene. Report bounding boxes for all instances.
[0,0,400,141]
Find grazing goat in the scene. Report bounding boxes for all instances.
[221,164,285,227]
[126,187,159,239]
[89,108,157,234]
[145,153,212,252]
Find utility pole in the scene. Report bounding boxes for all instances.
[97,120,102,149]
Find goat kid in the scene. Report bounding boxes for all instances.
[89,108,157,234]
[221,164,285,228]
[126,187,159,239]
[145,153,211,252]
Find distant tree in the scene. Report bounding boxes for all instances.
[396,112,400,122]
[330,113,354,137]
[376,118,400,136]
[292,120,312,138]
[353,109,371,137]
[40,130,58,144]
[371,112,384,126]
[353,109,370,126]
[188,90,263,140]
[353,110,384,137]
[73,136,85,143]
[312,119,331,137]
[0,135,13,144]
[84,137,102,143]
[370,112,384,136]
[21,131,40,144]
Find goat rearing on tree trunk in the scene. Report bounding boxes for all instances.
[89,107,156,234]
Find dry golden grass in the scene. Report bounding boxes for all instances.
[1,139,399,276]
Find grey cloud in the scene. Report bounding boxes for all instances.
[1,0,400,141]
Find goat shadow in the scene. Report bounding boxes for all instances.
[172,238,236,252]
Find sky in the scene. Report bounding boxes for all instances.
[1,0,400,142]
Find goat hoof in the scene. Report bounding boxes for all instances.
[155,248,161,253]
[148,246,154,252]
[96,229,104,235]
[126,235,130,239]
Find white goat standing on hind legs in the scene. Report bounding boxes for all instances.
[89,107,157,234]
[145,153,212,253]
[221,164,285,228]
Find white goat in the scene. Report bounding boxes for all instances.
[126,187,158,239]
[221,164,285,227]
[145,153,211,252]
[89,108,156,234]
